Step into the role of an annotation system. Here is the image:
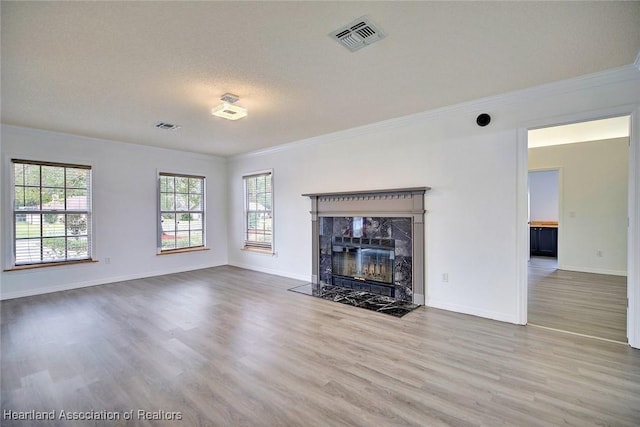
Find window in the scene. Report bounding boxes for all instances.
[12,159,92,266]
[243,171,273,251]
[159,173,205,252]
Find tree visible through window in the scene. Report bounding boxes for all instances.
[12,159,92,265]
[243,171,272,250]
[159,173,205,252]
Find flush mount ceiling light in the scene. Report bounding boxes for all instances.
[211,93,247,121]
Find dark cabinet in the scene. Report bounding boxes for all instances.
[530,226,557,257]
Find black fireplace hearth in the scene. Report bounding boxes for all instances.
[288,283,420,318]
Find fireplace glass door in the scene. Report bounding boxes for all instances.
[331,237,394,285]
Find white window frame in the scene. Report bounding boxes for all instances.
[9,158,93,268]
[242,170,274,253]
[157,172,206,253]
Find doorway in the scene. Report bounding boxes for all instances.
[528,169,559,259]
[525,116,630,342]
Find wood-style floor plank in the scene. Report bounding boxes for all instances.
[528,257,627,342]
[2,265,640,426]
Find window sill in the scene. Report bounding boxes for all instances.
[242,246,275,255]
[157,247,210,256]
[4,259,98,272]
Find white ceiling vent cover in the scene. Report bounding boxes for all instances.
[330,16,385,52]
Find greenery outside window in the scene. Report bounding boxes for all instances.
[159,173,205,252]
[12,159,92,266]
[243,171,273,251]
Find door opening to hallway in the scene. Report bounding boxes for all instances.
[526,116,630,343]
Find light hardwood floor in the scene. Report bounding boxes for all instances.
[2,265,640,426]
[528,257,628,342]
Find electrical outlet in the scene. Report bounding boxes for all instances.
[442,273,449,283]
[105,257,111,264]
[596,250,603,258]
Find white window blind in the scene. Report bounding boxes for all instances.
[12,159,92,265]
[243,171,273,250]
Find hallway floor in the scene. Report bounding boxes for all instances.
[528,257,627,342]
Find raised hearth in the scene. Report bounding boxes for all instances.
[303,187,429,305]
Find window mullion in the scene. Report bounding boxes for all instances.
[39,165,44,262]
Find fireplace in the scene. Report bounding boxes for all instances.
[303,187,429,304]
[331,236,396,297]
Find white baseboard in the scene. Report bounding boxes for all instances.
[558,264,627,277]
[227,262,310,282]
[0,263,221,300]
[426,298,518,324]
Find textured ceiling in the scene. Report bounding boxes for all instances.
[2,1,639,157]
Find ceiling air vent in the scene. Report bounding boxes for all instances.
[155,122,181,131]
[330,16,385,52]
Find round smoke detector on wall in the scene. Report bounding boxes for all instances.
[476,113,491,127]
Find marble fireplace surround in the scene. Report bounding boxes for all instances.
[303,187,430,305]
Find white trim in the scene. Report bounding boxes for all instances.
[527,323,627,345]
[557,265,627,277]
[427,298,517,324]
[1,124,222,162]
[228,262,308,282]
[515,127,529,324]
[628,107,640,348]
[1,263,222,300]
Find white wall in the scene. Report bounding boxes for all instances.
[227,65,640,324]
[529,138,628,275]
[529,170,559,222]
[0,125,228,299]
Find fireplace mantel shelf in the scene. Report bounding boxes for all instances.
[303,187,430,218]
[302,187,430,198]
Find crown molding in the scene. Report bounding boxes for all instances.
[229,63,640,161]
[0,123,225,162]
